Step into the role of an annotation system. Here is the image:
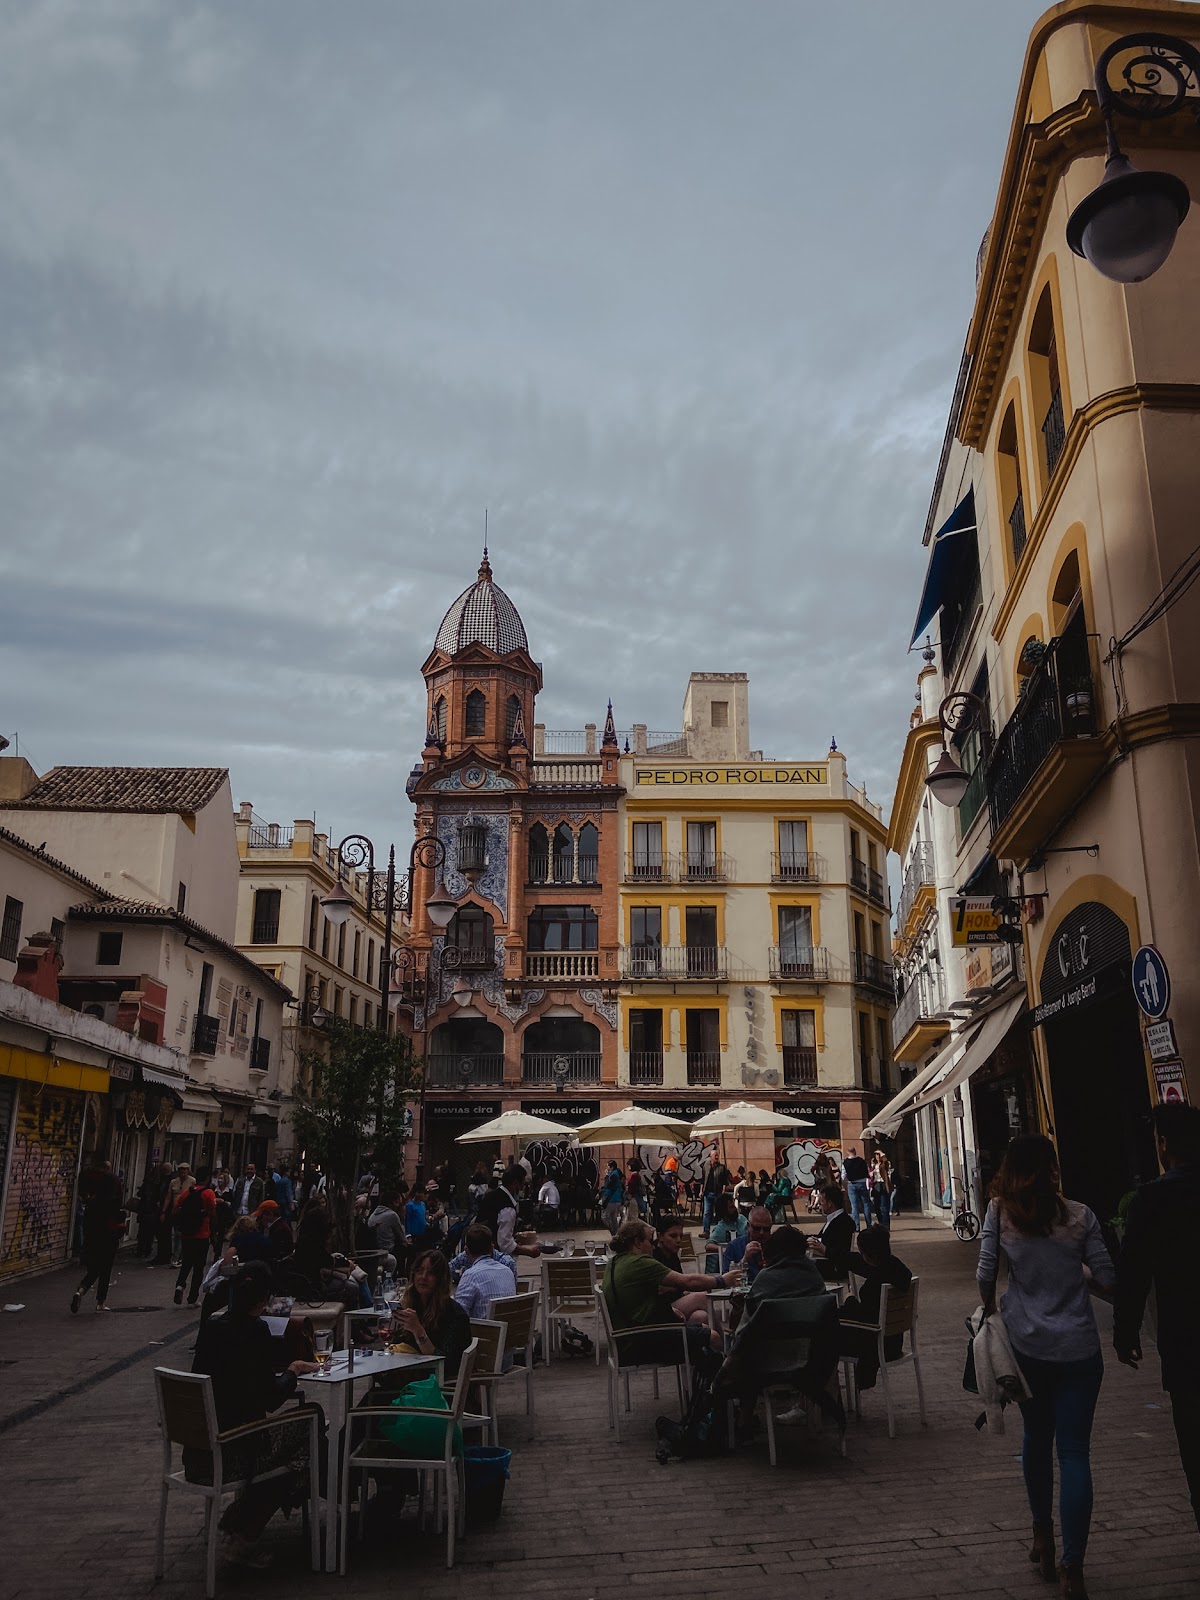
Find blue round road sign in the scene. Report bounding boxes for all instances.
[1132,945,1171,1020]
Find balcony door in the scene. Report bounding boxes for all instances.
[777,905,813,972]
[779,820,808,875]
[686,821,717,875]
[630,1009,664,1083]
[781,1008,816,1085]
[684,905,718,976]
[630,906,662,975]
[685,1009,720,1083]
[631,821,663,877]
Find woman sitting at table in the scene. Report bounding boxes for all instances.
[187,1261,321,1569]
[604,1221,737,1363]
[838,1224,913,1390]
[391,1249,472,1378]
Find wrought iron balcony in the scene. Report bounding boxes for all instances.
[686,1052,722,1086]
[891,979,947,1053]
[1042,388,1065,477]
[426,1053,505,1088]
[192,1013,220,1057]
[771,851,823,883]
[769,946,831,982]
[521,1052,601,1085]
[523,952,600,981]
[250,1036,271,1072]
[868,867,889,908]
[628,1051,664,1085]
[622,854,676,883]
[247,824,294,849]
[457,823,488,877]
[897,843,935,930]
[683,853,734,883]
[250,918,279,945]
[782,1046,818,1087]
[850,857,869,895]
[1009,491,1027,565]
[853,951,895,995]
[986,620,1103,858]
[620,945,728,981]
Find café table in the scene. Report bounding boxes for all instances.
[300,1348,443,1571]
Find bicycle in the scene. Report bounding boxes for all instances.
[951,1174,981,1241]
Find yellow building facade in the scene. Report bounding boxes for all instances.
[616,673,892,1173]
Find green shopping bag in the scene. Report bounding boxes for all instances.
[380,1372,463,1457]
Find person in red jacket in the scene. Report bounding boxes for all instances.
[174,1166,217,1307]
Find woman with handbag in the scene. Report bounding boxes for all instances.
[977,1136,1114,1600]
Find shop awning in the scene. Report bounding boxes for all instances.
[908,991,1026,1114]
[863,1031,965,1138]
[140,1065,187,1091]
[910,488,976,646]
[180,1090,218,1115]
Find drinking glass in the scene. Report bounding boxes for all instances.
[314,1330,333,1369]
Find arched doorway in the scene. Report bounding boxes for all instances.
[521,1014,602,1086]
[1038,900,1155,1224]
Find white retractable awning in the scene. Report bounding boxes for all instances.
[180,1090,218,1115]
[863,1031,964,1138]
[140,1065,187,1090]
[907,991,1026,1114]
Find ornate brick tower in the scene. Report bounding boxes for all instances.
[404,551,622,1176]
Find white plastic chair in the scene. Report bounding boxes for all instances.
[594,1285,692,1443]
[839,1274,927,1438]
[339,1338,479,1571]
[153,1367,321,1598]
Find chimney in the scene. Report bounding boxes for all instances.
[0,757,39,802]
[12,931,63,1002]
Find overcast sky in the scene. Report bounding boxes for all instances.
[1,1,1047,847]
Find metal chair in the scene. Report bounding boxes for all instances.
[594,1285,692,1443]
[486,1289,540,1439]
[153,1367,321,1598]
[839,1275,927,1438]
[466,1317,507,1444]
[340,1338,479,1572]
[542,1256,602,1364]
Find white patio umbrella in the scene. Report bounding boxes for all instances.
[572,1105,694,1147]
[454,1109,576,1144]
[689,1102,815,1134]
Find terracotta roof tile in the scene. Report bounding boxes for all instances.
[6,766,227,814]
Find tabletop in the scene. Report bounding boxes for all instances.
[301,1350,443,1385]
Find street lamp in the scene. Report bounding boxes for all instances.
[925,691,991,809]
[1067,32,1198,282]
[321,831,453,1030]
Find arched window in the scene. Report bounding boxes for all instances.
[1029,285,1066,485]
[464,689,487,738]
[434,696,447,744]
[552,823,574,884]
[577,822,599,883]
[446,905,494,966]
[505,694,521,743]
[1051,550,1082,633]
[997,400,1027,569]
[528,822,549,883]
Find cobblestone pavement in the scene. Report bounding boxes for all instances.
[1,1216,1195,1600]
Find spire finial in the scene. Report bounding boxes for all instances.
[829,733,838,752]
[921,634,935,665]
[478,508,492,578]
[602,699,618,748]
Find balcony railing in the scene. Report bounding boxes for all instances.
[987,622,1099,839]
[897,843,935,929]
[530,760,602,787]
[769,945,831,982]
[1008,491,1027,566]
[250,919,279,945]
[1042,387,1065,477]
[686,1052,722,1086]
[192,1013,220,1057]
[250,1036,271,1072]
[782,1046,818,1087]
[683,853,733,883]
[629,1052,664,1085]
[426,1054,505,1088]
[868,867,889,908]
[443,943,495,972]
[892,979,945,1043]
[527,854,579,885]
[771,851,823,883]
[850,857,868,894]
[521,1052,601,1085]
[247,825,294,849]
[958,758,988,837]
[620,945,728,981]
[623,853,673,883]
[524,952,600,980]
[853,951,895,994]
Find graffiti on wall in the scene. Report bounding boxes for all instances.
[775,1137,843,1190]
[1,1085,86,1274]
[522,1138,599,1188]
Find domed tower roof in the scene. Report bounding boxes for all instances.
[433,552,528,657]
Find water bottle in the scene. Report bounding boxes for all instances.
[373,1281,391,1342]
[382,1271,396,1305]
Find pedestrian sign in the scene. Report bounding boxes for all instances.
[1132,945,1171,1020]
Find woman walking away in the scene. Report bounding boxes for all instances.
[71,1161,126,1313]
[977,1136,1114,1599]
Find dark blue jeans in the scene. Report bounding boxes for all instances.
[1016,1347,1104,1567]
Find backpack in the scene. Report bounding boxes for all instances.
[654,1357,729,1462]
[557,1323,594,1358]
[175,1185,207,1235]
